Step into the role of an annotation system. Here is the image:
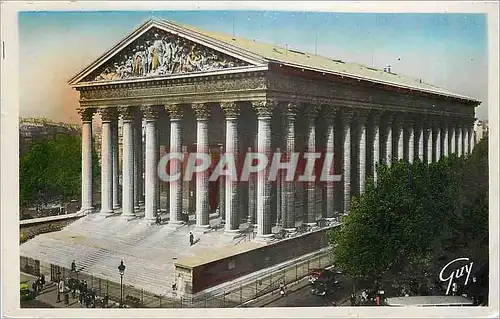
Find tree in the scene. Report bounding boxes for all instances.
[328,139,488,287]
[19,134,101,211]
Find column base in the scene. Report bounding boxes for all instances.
[305,222,317,227]
[113,205,121,210]
[144,217,156,225]
[194,225,211,234]
[78,207,94,215]
[254,234,274,243]
[166,220,184,230]
[99,209,114,215]
[223,229,240,239]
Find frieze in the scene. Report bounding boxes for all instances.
[79,74,266,100]
[85,27,249,82]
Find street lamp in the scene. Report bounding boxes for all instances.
[118,260,126,308]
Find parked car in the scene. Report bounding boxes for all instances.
[309,268,339,284]
[310,275,340,296]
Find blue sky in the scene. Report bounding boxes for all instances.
[18,11,488,123]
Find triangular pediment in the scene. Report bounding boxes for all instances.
[70,20,266,85]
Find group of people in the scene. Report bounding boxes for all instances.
[95,31,242,81]
[30,274,46,297]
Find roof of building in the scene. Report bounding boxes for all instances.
[165,19,479,104]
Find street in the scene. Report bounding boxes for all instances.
[264,274,353,307]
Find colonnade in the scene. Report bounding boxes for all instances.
[78,103,475,240]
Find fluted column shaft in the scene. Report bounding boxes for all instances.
[342,111,353,212]
[427,125,433,164]
[358,116,367,194]
[325,107,337,220]
[417,123,424,161]
[442,125,449,158]
[305,106,319,225]
[469,125,475,153]
[408,122,415,163]
[112,119,120,210]
[284,103,298,229]
[79,109,94,214]
[385,117,393,165]
[463,126,469,156]
[166,104,183,224]
[193,103,210,229]
[221,102,240,233]
[120,108,135,217]
[100,108,115,214]
[457,124,463,157]
[394,119,404,160]
[254,101,274,238]
[450,125,456,155]
[133,116,142,209]
[434,124,441,160]
[143,106,159,222]
[372,115,381,185]
[219,146,226,221]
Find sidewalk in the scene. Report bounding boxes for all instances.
[20,272,120,308]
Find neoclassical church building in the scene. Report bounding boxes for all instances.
[69,18,479,240]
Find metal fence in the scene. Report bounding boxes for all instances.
[20,252,332,308]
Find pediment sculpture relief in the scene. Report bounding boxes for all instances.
[85,27,249,82]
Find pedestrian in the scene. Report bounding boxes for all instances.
[279,282,285,297]
[350,293,356,306]
[452,282,458,296]
[57,279,64,303]
[31,281,38,297]
[40,274,45,290]
[71,260,76,272]
[189,232,194,246]
[156,214,161,225]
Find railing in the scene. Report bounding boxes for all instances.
[21,252,333,308]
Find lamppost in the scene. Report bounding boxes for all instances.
[118,260,125,308]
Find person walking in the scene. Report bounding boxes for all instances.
[40,274,45,290]
[57,279,64,303]
[71,260,76,272]
[350,293,356,306]
[31,281,38,298]
[279,282,285,297]
[189,232,194,246]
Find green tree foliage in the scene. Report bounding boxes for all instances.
[19,134,101,210]
[328,138,488,284]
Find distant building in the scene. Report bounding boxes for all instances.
[474,120,488,143]
[19,117,81,156]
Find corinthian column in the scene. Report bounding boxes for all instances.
[142,106,159,222]
[442,122,449,158]
[393,117,404,161]
[119,107,135,217]
[112,118,120,210]
[385,115,394,165]
[434,122,441,161]
[416,122,424,161]
[221,102,240,233]
[78,108,95,214]
[371,111,381,185]
[193,103,211,231]
[449,123,456,155]
[165,104,183,225]
[342,109,353,212]
[99,108,116,215]
[468,123,475,153]
[463,124,469,156]
[133,113,143,210]
[407,119,415,163]
[357,112,368,194]
[426,123,433,164]
[304,105,319,225]
[324,106,337,220]
[253,100,275,239]
[283,103,298,229]
[457,123,463,157]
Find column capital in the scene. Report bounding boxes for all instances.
[383,112,397,124]
[284,102,300,120]
[99,107,118,123]
[141,105,161,121]
[165,104,183,120]
[192,102,211,120]
[252,100,276,118]
[322,105,339,122]
[118,106,137,122]
[370,109,384,124]
[353,108,370,124]
[340,107,354,121]
[78,108,96,122]
[221,101,241,118]
[302,104,320,118]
